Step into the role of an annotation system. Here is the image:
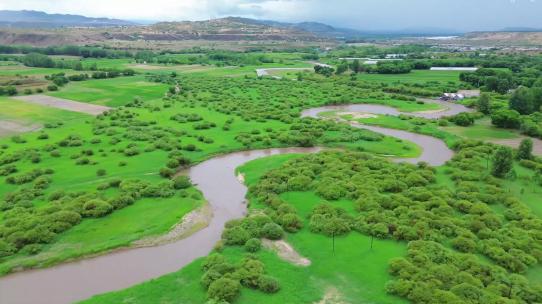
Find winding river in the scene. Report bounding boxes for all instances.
[0,99,470,304]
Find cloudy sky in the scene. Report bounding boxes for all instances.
[0,0,541,32]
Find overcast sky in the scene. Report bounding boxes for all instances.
[0,0,541,32]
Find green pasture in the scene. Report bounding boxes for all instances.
[48,76,169,107]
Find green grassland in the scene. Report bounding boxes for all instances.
[48,76,169,107]
[356,70,463,84]
[1,192,203,273]
[344,113,461,146]
[85,143,542,303]
[0,96,87,125]
[1,54,541,304]
[0,72,427,275]
[82,154,408,304]
[441,117,519,141]
[0,63,70,77]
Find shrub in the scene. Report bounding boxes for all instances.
[82,199,113,217]
[491,109,521,129]
[202,253,227,272]
[450,113,475,127]
[0,240,16,258]
[109,195,135,209]
[261,223,284,240]
[451,236,477,253]
[201,270,223,288]
[173,175,192,189]
[207,278,240,302]
[222,226,250,245]
[159,167,175,178]
[96,169,107,176]
[258,275,281,293]
[244,238,261,253]
[279,213,303,233]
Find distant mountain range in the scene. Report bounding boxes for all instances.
[0,10,134,28]
[245,18,461,38]
[0,10,454,39]
[0,10,541,47]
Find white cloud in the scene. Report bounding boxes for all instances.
[0,0,541,31]
[0,0,301,21]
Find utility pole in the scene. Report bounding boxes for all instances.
[332,231,335,254]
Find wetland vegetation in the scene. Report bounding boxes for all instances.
[0,42,541,304]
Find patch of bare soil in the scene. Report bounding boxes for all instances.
[314,287,348,304]
[13,95,111,115]
[262,239,311,267]
[0,120,41,137]
[133,203,213,247]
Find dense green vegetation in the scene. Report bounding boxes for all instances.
[85,145,542,303]
[1,58,436,275]
[1,45,541,304]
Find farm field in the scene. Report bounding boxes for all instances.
[356,70,463,84]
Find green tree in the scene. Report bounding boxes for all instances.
[491,146,513,178]
[74,61,83,71]
[516,138,533,160]
[325,217,350,252]
[491,109,521,129]
[350,59,362,73]
[477,93,491,114]
[22,53,55,68]
[510,86,535,115]
[335,61,349,75]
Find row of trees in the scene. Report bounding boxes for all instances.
[0,44,131,58]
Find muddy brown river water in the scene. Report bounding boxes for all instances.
[0,148,321,304]
[0,100,469,304]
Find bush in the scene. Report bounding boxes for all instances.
[491,109,521,129]
[0,240,16,258]
[451,236,477,253]
[82,199,113,217]
[207,278,240,302]
[47,85,58,92]
[261,223,284,240]
[244,238,261,253]
[109,195,135,209]
[201,270,223,288]
[450,113,475,127]
[222,226,250,245]
[258,275,281,293]
[173,175,192,189]
[279,213,303,232]
[159,167,175,178]
[96,169,107,176]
